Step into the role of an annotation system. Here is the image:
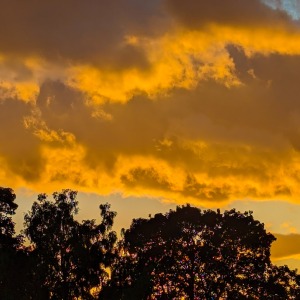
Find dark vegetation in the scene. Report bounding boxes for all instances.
[0,187,299,299]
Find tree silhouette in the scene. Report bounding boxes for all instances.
[0,187,43,299]
[0,187,23,299]
[263,264,300,299]
[24,189,117,300]
[1,188,299,299]
[0,187,20,249]
[102,205,300,299]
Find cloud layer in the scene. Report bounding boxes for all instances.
[1,0,300,208]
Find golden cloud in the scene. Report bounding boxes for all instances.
[2,1,300,208]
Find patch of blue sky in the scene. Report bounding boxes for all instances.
[262,0,300,20]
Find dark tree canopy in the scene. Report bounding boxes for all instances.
[0,187,20,249]
[24,189,117,300]
[102,205,300,300]
[0,187,20,299]
[0,187,299,299]
[0,187,39,300]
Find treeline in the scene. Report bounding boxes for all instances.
[0,187,299,299]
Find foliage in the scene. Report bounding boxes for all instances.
[102,205,300,299]
[24,189,117,300]
[263,265,300,299]
[0,187,299,299]
[0,187,27,299]
[0,187,20,249]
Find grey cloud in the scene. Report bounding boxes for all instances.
[274,185,291,196]
[32,46,300,186]
[34,75,289,179]
[0,0,167,68]
[228,48,300,151]
[0,96,43,180]
[121,167,172,191]
[0,57,33,81]
[165,0,292,28]
[182,174,231,201]
[36,81,168,170]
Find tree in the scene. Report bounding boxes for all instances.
[24,189,117,299]
[263,264,300,299]
[0,187,24,299]
[0,187,43,299]
[103,205,300,299]
[0,187,20,249]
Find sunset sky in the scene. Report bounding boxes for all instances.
[1,0,300,270]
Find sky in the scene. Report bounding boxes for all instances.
[1,0,300,270]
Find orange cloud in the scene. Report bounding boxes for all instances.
[2,1,300,209]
